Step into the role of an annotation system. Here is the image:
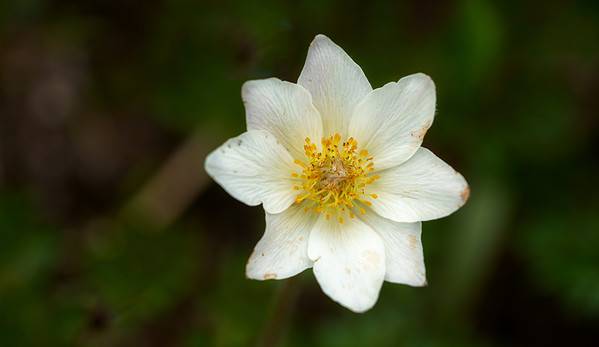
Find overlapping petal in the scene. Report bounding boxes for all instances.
[298,34,372,136]
[243,78,323,159]
[246,204,317,280]
[204,130,298,214]
[368,147,469,223]
[307,214,385,312]
[360,213,426,286]
[349,73,436,170]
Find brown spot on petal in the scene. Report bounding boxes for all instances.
[263,273,277,280]
[345,267,352,275]
[363,250,381,268]
[460,186,470,203]
[408,235,418,250]
[410,121,432,140]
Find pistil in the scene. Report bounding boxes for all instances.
[292,133,379,222]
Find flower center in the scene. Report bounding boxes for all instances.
[292,133,379,223]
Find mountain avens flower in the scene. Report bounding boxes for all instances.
[205,34,469,312]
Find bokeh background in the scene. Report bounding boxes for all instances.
[1,0,599,346]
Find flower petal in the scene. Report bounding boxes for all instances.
[368,147,469,223]
[298,34,372,136]
[204,130,298,214]
[360,213,426,286]
[246,204,316,280]
[307,215,385,313]
[243,78,323,159]
[349,73,436,170]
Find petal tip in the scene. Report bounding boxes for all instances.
[263,273,278,280]
[312,33,332,44]
[347,303,375,314]
[246,263,279,281]
[460,185,471,204]
[413,72,432,79]
[399,73,435,94]
[241,77,281,99]
[203,149,217,178]
[308,34,344,54]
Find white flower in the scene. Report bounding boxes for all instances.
[204,34,469,313]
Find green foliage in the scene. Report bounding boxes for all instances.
[520,208,599,315]
[83,223,201,333]
[0,195,81,347]
[1,0,599,345]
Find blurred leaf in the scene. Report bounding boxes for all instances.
[83,223,202,340]
[519,208,599,316]
[0,194,84,346]
[204,250,274,347]
[448,0,504,93]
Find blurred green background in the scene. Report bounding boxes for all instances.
[1,0,598,346]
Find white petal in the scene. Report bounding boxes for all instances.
[360,213,426,286]
[246,204,316,280]
[307,215,385,313]
[204,130,298,214]
[368,147,469,223]
[298,34,372,136]
[243,78,323,159]
[349,73,436,170]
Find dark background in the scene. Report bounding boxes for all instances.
[1,0,598,346]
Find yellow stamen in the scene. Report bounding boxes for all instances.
[291,134,378,223]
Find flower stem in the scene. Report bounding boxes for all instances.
[256,276,302,347]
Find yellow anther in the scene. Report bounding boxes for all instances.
[294,159,306,168]
[333,133,341,144]
[291,134,379,223]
